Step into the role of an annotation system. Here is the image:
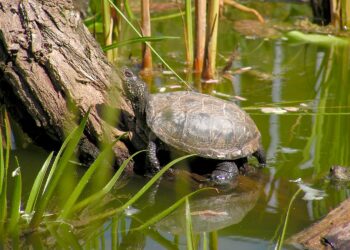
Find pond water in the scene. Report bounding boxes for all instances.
[8,1,350,249]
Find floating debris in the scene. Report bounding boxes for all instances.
[159,87,166,92]
[191,210,229,217]
[232,66,252,75]
[124,206,140,216]
[298,183,326,201]
[168,85,182,89]
[233,95,247,101]
[281,147,299,154]
[289,178,326,201]
[261,107,287,114]
[212,90,232,99]
[284,107,299,112]
[203,79,219,84]
[162,70,174,75]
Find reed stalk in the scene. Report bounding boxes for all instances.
[329,0,350,30]
[111,0,122,59]
[102,0,113,61]
[341,0,350,28]
[202,0,219,80]
[141,0,153,72]
[194,0,206,73]
[209,231,218,250]
[185,0,194,66]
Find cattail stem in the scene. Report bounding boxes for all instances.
[141,0,153,71]
[194,0,207,73]
[203,0,219,80]
[185,0,194,66]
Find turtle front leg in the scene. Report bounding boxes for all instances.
[147,139,161,175]
[211,161,239,185]
[253,146,266,165]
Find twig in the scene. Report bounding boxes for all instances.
[224,0,265,24]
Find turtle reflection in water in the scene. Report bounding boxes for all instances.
[156,174,263,234]
[120,67,266,185]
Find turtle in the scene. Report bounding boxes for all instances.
[120,67,266,185]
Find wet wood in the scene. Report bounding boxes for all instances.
[0,0,137,169]
[287,198,350,249]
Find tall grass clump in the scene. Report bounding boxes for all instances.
[0,109,210,248]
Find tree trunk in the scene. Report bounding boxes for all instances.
[287,198,350,249]
[0,0,136,169]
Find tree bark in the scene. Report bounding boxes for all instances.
[0,0,135,168]
[287,198,350,249]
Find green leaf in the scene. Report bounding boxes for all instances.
[76,154,196,225]
[276,188,302,250]
[135,187,214,230]
[9,165,21,236]
[30,110,90,227]
[59,139,119,219]
[72,150,146,213]
[185,198,194,250]
[25,152,54,214]
[124,0,135,20]
[285,31,349,47]
[119,154,196,211]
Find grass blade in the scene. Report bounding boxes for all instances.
[185,0,194,65]
[43,128,78,193]
[4,112,11,174]
[0,128,5,236]
[135,187,214,230]
[0,111,11,235]
[59,141,118,219]
[151,10,189,21]
[119,154,196,211]
[72,150,147,213]
[185,198,194,250]
[276,188,302,250]
[103,36,179,51]
[77,154,196,225]
[30,111,90,227]
[124,0,136,20]
[9,165,21,236]
[25,152,54,214]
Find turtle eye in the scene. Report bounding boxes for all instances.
[124,69,133,78]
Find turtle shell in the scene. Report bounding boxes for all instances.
[146,91,261,160]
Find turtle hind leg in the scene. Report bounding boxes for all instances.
[211,161,239,185]
[253,147,266,166]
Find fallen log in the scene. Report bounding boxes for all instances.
[0,0,136,168]
[287,198,350,249]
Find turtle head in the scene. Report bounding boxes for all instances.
[120,67,149,114]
